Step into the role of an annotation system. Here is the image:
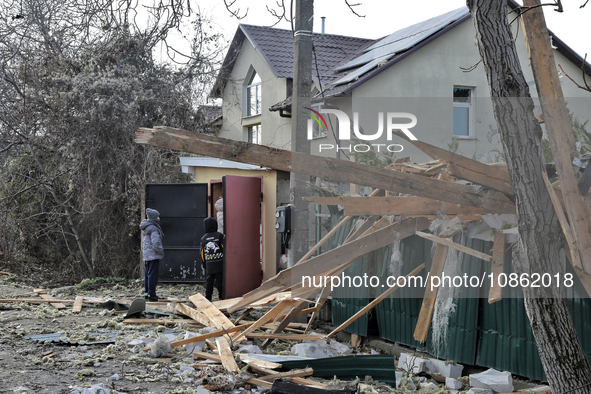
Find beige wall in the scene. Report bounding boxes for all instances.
[187,166,278,280]
[221,15,590,165]
[220,36,292,150]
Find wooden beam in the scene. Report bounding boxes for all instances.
[413,245,448,343]
[72,296,84,313]
[391,130,513,196]
[237,354,282,370]
[543,172,582,270]
[326,263,425,339]
[247,333,325,340]
[261,300,309,348]
[232,299,299,343]
[227,217,431,313]
[413,222,470,342]
[258,368,314,382]
[303,196,500,216]
[175,303,212,326]
[415,231,493,262]
[193,351,222,363]
[216,336,239,373]
[38,293,67,309]
[488,231,506,304]
[521,0,591,276]
[305,285,332,333]
[189,293,236,332]
[135,127,515,213]
[166,322,255,349]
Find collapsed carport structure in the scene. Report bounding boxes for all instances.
[135,124,591,381]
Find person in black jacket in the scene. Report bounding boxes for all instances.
[200,217,225,301]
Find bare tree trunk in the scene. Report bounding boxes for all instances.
[467,0,591,391]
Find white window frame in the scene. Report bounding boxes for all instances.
[310,103,327,139]
[453,86,474,139]
[246,124,261,145]
[245,70,261,117]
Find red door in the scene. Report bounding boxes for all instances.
[222,176,262,299]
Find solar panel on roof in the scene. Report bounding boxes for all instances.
[332,6,469,87]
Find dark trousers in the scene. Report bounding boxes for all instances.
[144,259,160,297]
[205,272,223,301]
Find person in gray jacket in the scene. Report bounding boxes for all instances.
[141,208,164,301]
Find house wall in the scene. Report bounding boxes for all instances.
[220,37,292,150]
[347,16,591,163]
[185,166,278,281]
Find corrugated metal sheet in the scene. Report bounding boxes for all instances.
[325,217,591,381]
[425,236,483,365]
[280,355,396,385]
[375,235,428,349]
[329,217,368,336]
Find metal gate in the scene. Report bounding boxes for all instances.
[145,183,208,282]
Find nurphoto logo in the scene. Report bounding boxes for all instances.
[305,108,418,154]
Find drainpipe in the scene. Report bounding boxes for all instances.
[321,17,326,39]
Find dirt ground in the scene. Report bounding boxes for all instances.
[0,277,216,394]
[0,273,355,394]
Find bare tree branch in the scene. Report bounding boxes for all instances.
[223,0,248,20]
[345,0,365,18]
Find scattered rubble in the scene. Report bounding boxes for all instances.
[1,266,548,394]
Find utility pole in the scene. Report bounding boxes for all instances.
[289,0,314,268]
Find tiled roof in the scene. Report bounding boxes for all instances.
[213,0,591,107]
[239,24,375,89]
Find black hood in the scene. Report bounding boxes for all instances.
[204,217,218,233]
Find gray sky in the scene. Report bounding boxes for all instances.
[202,0,590,59]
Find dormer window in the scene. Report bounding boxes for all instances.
[246,71,261,116]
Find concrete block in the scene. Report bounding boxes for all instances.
[427,358,464,378]
[398,353,429,373]
[469,368,514,393]
[446,377,463,390]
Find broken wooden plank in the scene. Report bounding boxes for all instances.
[167,322,254,349]
[38,293,67,309]
[261,300,309,348]
[392,130,513,196]
[175,303,212,326]
[414,245,448,343]
[305,285,332,334]
[488,231,506,304]
[135,127,516,213]
[206,339,218,352]
[233,308,253,325]
[14,289,48,298]
[414,223,468,342]
[72,296,84,313]
[258,367,314,382]
[543,172,583,271]
[189,293,236,332]
[303,196,500,216]
[238,376,274,389]
[520,1,591,277]
[350,334,362,348]
[327,263,426,339]
[228,217,431,313]
[415,231,493,262]
[216,336,239,373]
[238,354,282,370]
[232,299,299,343]
[193,351,222,363]
[247,333,325,340]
